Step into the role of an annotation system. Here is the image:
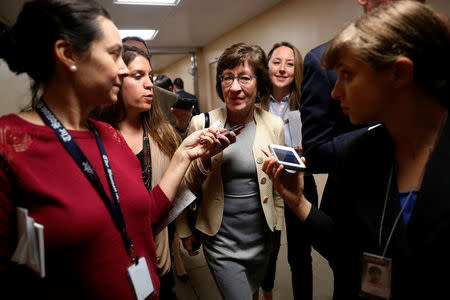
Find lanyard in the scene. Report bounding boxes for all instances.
[36,99,137,264]
[378,165,414,257]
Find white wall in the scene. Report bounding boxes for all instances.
[0,62,31,115]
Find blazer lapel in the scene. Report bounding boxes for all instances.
[407,117,450,242]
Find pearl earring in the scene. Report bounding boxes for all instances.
[70,65,77,72]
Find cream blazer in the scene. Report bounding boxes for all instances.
[149,137,172,276]
[176,106,285,238]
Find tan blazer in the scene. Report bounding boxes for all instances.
[149,137,172,276]
[176,106,285,238]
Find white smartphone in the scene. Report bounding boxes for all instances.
[268,144,307,171]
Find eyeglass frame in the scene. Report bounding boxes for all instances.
[219,74,257,87]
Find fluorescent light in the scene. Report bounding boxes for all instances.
[114,0,180,5]
[118,29,159,41]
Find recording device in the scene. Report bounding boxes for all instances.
[218,124,245,146]
[171,98,197,110]
[223,124,245,138]
[268,144,307,171]
[153,86,178,127]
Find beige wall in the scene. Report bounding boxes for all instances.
[163,0,364,112]
[159,0,449,113]
[154,54,196,96]
[0,0,448,116]
[0,62,31,115]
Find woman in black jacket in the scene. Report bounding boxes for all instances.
[263,2,450,299]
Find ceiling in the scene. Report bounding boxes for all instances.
[0,0,283,71]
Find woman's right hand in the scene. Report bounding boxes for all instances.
[181,234,201,256]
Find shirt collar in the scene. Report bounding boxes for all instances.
[269,94,290,103]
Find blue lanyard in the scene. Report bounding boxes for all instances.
[36,99,137,263]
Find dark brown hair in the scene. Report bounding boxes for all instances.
[0,0,111,109]
[92,45,180,157]
[216,42,270,103]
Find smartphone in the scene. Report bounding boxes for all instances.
[268,144,307,171]
[223,124,245,138]
[171,98,197,110]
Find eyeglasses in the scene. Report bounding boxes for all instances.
[219,74,257,87]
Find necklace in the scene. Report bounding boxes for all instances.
[142,126,152,191]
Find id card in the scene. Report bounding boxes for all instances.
[361,252,392,299]
[127,257,155,300]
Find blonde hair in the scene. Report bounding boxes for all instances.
[264,41,303,111]
[323,1,450,106]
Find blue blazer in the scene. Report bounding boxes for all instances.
[300,42,368,174]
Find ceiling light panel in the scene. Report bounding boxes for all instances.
[114,0,181,5]
[118,29,159,41]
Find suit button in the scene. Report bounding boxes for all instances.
[262,196,269,203]
[256,157,264,164]
[260,177,267,184]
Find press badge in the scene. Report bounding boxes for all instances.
[361,252,392,299]
[127,257,154,300]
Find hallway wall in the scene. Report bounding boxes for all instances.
[0,0,448,116]
[159,0,450,113]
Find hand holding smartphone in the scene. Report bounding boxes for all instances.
[223,124,245,138]
[218,124,244,145]
[268,144,307,172]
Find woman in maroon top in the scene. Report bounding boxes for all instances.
[0,0,221,299]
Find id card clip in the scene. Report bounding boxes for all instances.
[360,252,392,299]
[127,257,155,300]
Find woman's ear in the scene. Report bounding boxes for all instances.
[391,57,414,88]
[54,39,77,71]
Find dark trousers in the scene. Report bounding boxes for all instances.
[159,222,178,300]
[159,267,177,300]
[261,175,318,300]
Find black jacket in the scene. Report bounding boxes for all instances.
[305,120,450,299]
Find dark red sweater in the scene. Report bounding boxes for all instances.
[0,114,172,299]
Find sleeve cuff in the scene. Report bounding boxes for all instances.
[149,184,174,223]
